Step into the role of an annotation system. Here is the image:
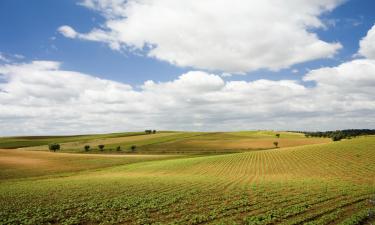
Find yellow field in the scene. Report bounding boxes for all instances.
[140,131,330,153]
[21,132,183,151]
[175,137,329,150]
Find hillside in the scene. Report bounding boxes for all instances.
[3,131,330,154]
[0,136,374,224]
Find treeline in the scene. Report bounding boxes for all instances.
[303,129,375,141]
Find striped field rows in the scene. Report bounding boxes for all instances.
[0,137,375,224]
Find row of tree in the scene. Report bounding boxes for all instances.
[48,143,137,152]
[145,130,157,134]
[303,129,375,141]
[84,144,137,152]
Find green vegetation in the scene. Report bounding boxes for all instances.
[304,129,375,140]
[98,144,105,151]
[0,131,374,224]
[84,145,90,152]
[48,143,60,152]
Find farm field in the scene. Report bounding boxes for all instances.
[0,149,181,180]
[0,131,151,149]
[142,131,330,154]
[0,132,374,224]
[10,131,330,154]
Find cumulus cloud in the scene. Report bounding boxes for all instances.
[1,57,375,135]
[358,24,375,59]
[3,22,375,135]
[59,0,343,73]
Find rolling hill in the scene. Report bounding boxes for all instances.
[0,133,374,224]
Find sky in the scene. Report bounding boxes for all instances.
[0,0,375,135]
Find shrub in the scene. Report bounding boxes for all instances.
[130,145,136,152]
[98,144,105,151]
[116,146,121,151]
[275,133,280,138]
[48,143,60,152]
[273,141,279,148]
[84,145,90,152]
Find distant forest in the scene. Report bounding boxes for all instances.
[299,129,375,141]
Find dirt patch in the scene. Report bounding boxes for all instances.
[0,149,179,180]
[0,155,47,166]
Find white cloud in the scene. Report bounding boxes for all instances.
[58,25,78,38]
[358,24,375,59]
[1,57,375,135]
[59,0,343,73]
[3,20,375,135]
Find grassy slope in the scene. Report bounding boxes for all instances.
[139,131,330,154]
[23,132,205,153]
[13,131,330,154]
[0,137,374,224]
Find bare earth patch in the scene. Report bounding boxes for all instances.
[0,149,180,180]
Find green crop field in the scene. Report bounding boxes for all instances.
[0,132,374,224]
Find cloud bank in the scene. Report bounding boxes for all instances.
[59,0,343,73]
[359,24,375,59]
[2,26,375,136]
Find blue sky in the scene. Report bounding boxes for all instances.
[1,0,375,135]
[1,0,374,84]
[0,0,185,84]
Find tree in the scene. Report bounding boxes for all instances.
[273,141,279,148]
[84,145,90,152]
[145,130,152,134]
[331,134,343,141]
[48,143,60,152]
[116,146,121,151]
[152,130,156,134]
[331,131,345,141]
[275,133,280,138]
[98,144,105,151]
[130,145,136,152]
